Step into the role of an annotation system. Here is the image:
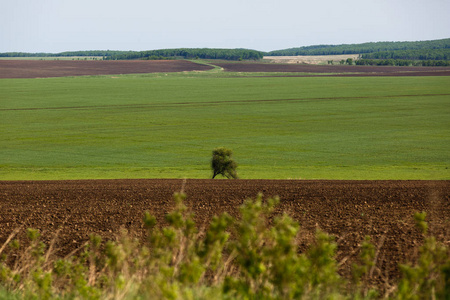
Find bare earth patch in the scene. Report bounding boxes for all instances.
[0,60,213,79]
[0,179,448,289]
[213,61,450,76]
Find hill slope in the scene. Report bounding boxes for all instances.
[1,39,449,61]
[266,38,450,57]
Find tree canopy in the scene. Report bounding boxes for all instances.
[104,48,264,61]
[266,38,450,60]
[211,147,238,179]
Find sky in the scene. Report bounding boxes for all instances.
[1,0,450,53]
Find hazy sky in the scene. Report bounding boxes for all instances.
[1,0,449,53]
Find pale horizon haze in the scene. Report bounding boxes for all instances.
[1,0,449,53]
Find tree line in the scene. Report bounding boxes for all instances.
[104,48,264,60]
[360,49,450,60]
[0,49,264,61]
[0,50,131,58]
[266,38,450,56]
[1,39,449,63]
[267,39,450,65]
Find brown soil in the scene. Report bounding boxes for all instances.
[2,60,449,79]
[0,60,213,79]
[0,179,449,288]
[214,62,450,76]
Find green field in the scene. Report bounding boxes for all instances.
[1,73,449,180]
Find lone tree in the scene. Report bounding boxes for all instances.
[211,147,238,179]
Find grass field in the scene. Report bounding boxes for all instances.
[1,73,449,180]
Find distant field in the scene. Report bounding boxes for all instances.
[263,54,359,64]
[2,59,450,79]
[0,56,103,60]
[1,73,449,180]
[213,61,450,76]
[0,60,213,78]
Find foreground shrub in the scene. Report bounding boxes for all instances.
[396,212,450,300]
[0,193,448,299]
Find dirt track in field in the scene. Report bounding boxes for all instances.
[0,179,448,287]
[214,62,450,76]
[0,60,213,78]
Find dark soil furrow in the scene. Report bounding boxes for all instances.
[0,179,448,288]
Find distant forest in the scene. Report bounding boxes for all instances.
[1,39,449,65]
[267,39,450,56]
[0,49,264,61]
[0,50,127,58]
[266,39,450,66]
[105,48,265,60]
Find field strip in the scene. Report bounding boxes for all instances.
[2,93,449,111]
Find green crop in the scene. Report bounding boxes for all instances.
[1,74,449,179]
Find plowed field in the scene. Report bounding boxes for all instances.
[2,60,450,79]
[0,60,213,78]
[214,62,450,76]
[1,179,449,288]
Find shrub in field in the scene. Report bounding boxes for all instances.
[396,212,450,299]
[211,147,238,179]
[0,193,448,299]
[224,194,343,299]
